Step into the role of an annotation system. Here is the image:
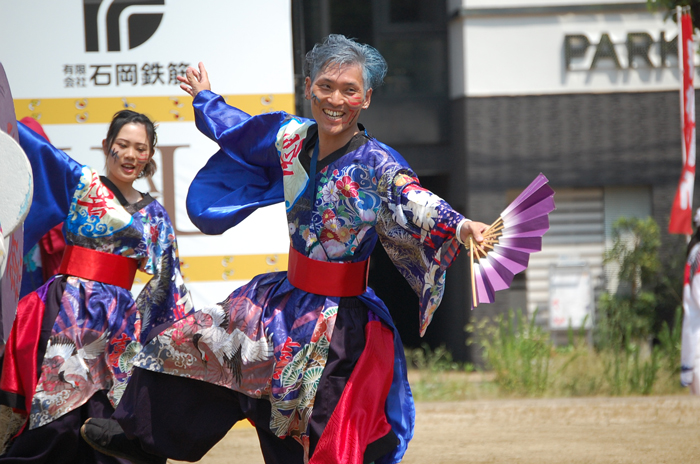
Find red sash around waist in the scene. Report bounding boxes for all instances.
[58,245,139,290]
[287,246,369,297]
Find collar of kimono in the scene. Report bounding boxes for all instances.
[287,246,369,297]
[58,245,139,290]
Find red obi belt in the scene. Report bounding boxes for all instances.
[58,245,139,290]
[287,246,369,297]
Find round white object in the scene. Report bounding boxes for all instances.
[0,131,33,238]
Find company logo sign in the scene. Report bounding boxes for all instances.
[51,0,186,95]
[83,0,165,52]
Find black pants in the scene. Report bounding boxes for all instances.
[0,392,129,464]
[113,297,397,463]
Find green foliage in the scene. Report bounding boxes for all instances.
[405,344,498,401]
[406,308,682,400]
[595,292,657,349]
[550,345,606,396]
[462,310,682,398]
[586,216,675,395]
[597,217,661,347]
[407,343,459,372]
[604,217,660,295]
[657,305,684,378]
[601,333,660,395]
[466,309,551,396]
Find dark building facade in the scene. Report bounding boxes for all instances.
[291,0,695,363]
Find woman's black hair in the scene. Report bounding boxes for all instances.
[104,109,158,178]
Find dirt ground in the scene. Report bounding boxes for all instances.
[174,395,700,463]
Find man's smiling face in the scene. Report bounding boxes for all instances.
[305,62,372,146]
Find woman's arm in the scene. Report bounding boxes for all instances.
[18,121,83,247]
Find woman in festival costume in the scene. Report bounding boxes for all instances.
[0,111,192,463]
[81,35,486,464]
[681,209,700,395]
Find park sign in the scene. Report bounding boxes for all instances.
[458,6,687,97]
[561,15,697,235]
[564,31,681,71]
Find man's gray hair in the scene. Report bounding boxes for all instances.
[304,34,388,93]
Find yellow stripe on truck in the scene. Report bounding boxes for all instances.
[14,94,295,125]
[133,253,289,285]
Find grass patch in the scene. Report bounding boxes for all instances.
[405,344,499,401]
[406,307,685,401]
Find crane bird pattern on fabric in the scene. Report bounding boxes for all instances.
[41,332,109,390]
[193,304,275,385]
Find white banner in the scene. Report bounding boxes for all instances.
[0,0,295,307]
[549,264,593,330]
[0,0,294,98]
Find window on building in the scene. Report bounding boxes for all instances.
[520,186,652,339]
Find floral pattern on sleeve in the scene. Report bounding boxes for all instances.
[374,162,464,336]
[279,136,464,336]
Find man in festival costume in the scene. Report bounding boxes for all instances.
[81,34,487,464]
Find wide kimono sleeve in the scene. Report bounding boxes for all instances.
[134,203,192,344]
[373,145,466,336]
[186,90,289,235]
[17,121,83,248]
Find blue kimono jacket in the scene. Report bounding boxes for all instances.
[133,90,466,463]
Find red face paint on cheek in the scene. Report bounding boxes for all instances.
[347,96,363,108]
[343,109,358,124]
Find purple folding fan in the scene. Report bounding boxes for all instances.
[468,173,555,307]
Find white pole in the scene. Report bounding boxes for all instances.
[679,6,686,166]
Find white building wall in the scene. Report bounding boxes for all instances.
[448,1,684,97]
